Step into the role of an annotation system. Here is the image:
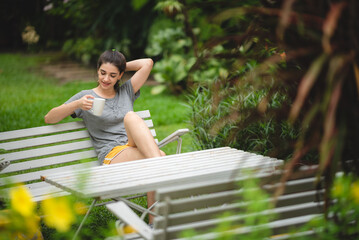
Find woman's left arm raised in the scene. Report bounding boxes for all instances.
[126,58,153,93]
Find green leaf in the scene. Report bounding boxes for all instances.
[131,0,148,10]
[151,85,167,95]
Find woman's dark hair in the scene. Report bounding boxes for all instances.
[97,50,126,91]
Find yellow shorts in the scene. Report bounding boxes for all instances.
[103,143,131,165]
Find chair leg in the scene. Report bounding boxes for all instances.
[176,137,183,154]
[140,201,158,220]
[72,199,97,240]
[116,197,159,218]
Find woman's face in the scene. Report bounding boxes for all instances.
[97,62,122,90]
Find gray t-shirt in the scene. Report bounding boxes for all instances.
[65,79,140,163]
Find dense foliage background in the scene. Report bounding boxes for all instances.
[2,0,358,181]
[1,0,359,238]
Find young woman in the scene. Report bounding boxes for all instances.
[44,49,163,222]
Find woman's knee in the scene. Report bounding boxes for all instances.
[124,111,141,125]
[160,150,166,156]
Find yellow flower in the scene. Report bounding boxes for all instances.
[41,197,75,232]
[332,181,343,198]
[15,215,42,239]
[123,225,137,234]
[351,181,359,204]
[10,185,35,217]
[74,201,88,215]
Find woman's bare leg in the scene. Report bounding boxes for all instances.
[125,111,162,158]
[109,111,166,223]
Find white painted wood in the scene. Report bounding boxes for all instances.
[0,123,153,152]
[157,129,189,148]
[107,201,153,240]
[0,161,99,187]
[0,140,94,162]
[1,181,69,201]
[0,111,151,141]
[1,150,97,174]
[0,121,86,141]
[0,130,91,151]
[143,120,154,128]
[86,150,272,188]
[0,109,188,208]
[42,148,282,199]
[150,129,156,138]
[135,110,151,119]
[56,159,274,195]
[170,214,319,240]
[105,164,324,240]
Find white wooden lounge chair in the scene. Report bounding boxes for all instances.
[106,165,325,240]
[0,110,189,202]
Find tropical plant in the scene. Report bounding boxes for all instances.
[145,25,195,93]
[169,0,359,182]
[147,0,240,93]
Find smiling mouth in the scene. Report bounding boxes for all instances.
[101,81,111,86]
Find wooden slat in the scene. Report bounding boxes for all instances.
[58,149,276,188]
[135,110,151,119]
[0,161,99,186]
[156,179,238,201]
[263,177,321,195]
[0,121,86,141]
[107,201,153,239]
[150,129,156,138]
[156,190,238,216]
[0,150,97,174]
[44,149,254,187]
[157,202,243,227]
[0,109,156,203]
[156,169,319,202]
[151,165,324,239]
[156,187,322,218]
[42,148,267,182]
[0,130,91,151]
[166,214,320,240]
[155,171,279,202]
[32,191,71,202]
[0,122,152,151]
[0,140,94,162]
[0,181,69,202]
[160,199,323,232]
[0,110,151,142]
[43,151,282,200]
[162,201,323,239]
[143,120,153,128]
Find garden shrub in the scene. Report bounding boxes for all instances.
[187,79,298,160]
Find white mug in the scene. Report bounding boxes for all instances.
[91,98,105,116]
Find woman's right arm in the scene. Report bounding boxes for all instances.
[44,95,94,124]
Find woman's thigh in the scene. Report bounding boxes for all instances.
[109,147,145,164]
[109,148,166,165]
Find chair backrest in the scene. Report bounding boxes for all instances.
[0,110,156,188]
[152,165,324,239]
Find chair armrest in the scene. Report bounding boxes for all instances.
[106,201,153,240]
[157,128,189,149]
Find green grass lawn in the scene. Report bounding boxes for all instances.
[0,52,195,239]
